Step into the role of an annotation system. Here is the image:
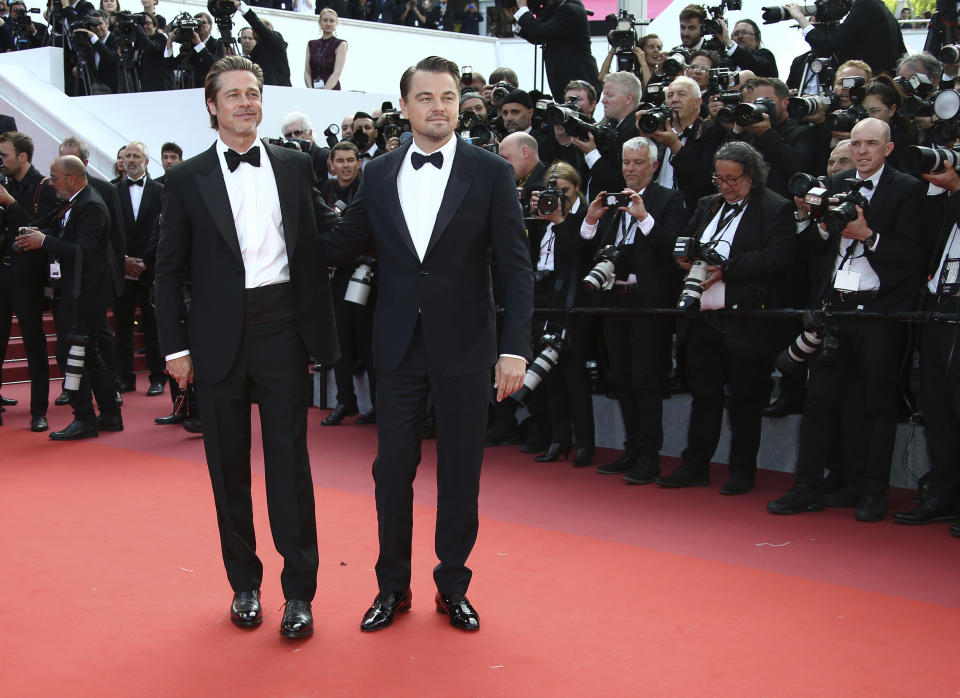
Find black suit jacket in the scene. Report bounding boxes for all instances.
[135,27,175,91]
[244,8,292,86]
[91,32,121,93]
[805,166,925,312]
[117,176,163,262]
[516,0,600,99]
[1,164,60,283]
[803,0,905,75]
[663,120,726,212]
[155,141,339,384]
[87,173,125,298]
[728,46,778,78]
[732,117,818,198]
[587,116,639,200]
[682,188,795,310]
[320,138,534,375]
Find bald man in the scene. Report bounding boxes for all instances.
[499,132,546,212]
[15,156,122,439]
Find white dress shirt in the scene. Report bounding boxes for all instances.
[397,136,458,261]
[126,176,146,220]
[537,198,581,272]
[699,200,748,310]
[656,131,687,190]
[830,166,882,292]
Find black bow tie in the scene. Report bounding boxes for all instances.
[127,177,144,187]
[411,151,443,170]
[225,146,261,172]
[856,178,874,189]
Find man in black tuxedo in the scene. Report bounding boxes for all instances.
[114,141,165,396]
[155,56,338,639]
[715,18,778,77]
[163,12,224,88]
[580,136,689,483]
[235,1,291,86]
[500,131,547,213]
[132,11,175,92]
[656,141,795,495]
[15,156,122,439]
[768,118,925,521]
[320,56,533,633]
[508,0,600,100]
[74,11,121,93]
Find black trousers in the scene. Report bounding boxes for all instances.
[54,303,118,423]
[544,314,595,446]
[0,264,49,416]
[114,276,164,384]
[920,297,960,503]
[794,315,905,492]
[681,313,774,475]
[197,313,318,600]
[374,322,489,595]
[331,295,375,410]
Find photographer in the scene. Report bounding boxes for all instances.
[281,111,330,181]
[72,10,121,93]
[133,10,174,91]
[499,132,546,207]
[598,27,662,87]
[578,137,689,481]
[657,141,794,495]
[786,0,906,76]
[460,92,488,122]
[481,67,520,118]
[235,0,291,86]
[861,75,917,170]
[498,89,555,167]
[684,48,720,94]
[716,17,777,77]
[164,11,224,88]
[1,1,49,49]
[767,118,925,521]
[678,3,707,51]
[352,111,382,162]
[506,0,601,101]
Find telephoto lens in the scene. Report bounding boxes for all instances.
[676,260,710,314]
[345,257,376,305]
[511,324,569,405]
[63,339,88,391]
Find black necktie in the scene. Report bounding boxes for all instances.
[411,151,443,170]
[225,146,261,172]
[127,177,144,187]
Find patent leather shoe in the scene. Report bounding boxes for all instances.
[355,409,377,425]
[656,467,709,488]
[855,490,887,522]
[892,497,958,525]
[761,395,804,418]
[146,380,165,397]
[182,417,203,434]
[0,395,17,406]
[720,471,755,496]
[279,600,313,638]
[767,486,824,515]
[535,443,571,462]
[435,592,479,631]
[360,588,412,632]
[155,411,187,425]
[596,452,636,474]
[950,522,960,537]
[622,454,660,485]
[96,413,124,432]
[118,382,136,393]
[49,419,98,440]
[572,445,595,467]
[55,391,71,406]
[230,590,262,628]
[30,416,48,432]
[321,403,358,426]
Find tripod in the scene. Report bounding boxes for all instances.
[117,39,141,94]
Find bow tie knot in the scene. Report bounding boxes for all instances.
[855,178,874,190]
[127,177,145,187]
[225,146,261,172]
[411,150,443,170]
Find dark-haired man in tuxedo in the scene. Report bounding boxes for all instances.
[155,56,338,639]
[234,0,291,86]
[320,55,533,633]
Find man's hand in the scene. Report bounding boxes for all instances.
[794,195,812,219]
[717,17,732,49]
[0,183,13,207]
[701,265,723,290]
[384,136,401,152]
[166,354,194,390]
[744,113,772,136]
[124,256,146,279]
[14,228,45,251]
[191,30,201,45]
[923,168,960,192]
[553,125,572,146]
[494,356,526,402]
[623,188,648,221]
[74,28,93,38]
[785,3,813,28]
[649,119,682,154]
[585,191,607,225]
[570,132,597,154]
[841,206,872,240]
[529,191,566,224]
[232,0,241,6]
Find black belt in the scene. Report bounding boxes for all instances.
[244,282,294,324]
[831,289,877,305]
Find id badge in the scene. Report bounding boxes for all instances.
[939,258,960,295]
[833,269,860,292]
[49,261,61,280]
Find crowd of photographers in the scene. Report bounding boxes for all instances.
[4,0,960,534]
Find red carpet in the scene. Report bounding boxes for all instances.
[1,381,959,696]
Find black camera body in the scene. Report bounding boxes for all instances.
[900,144,960,175]
[713,91,743,124]
[822,178,869,235]
[582,245,622,293]
[491,81,517,102]
[537,178,569,217]
[170,13,201,44]
[761,0,851,24]
[776,307,838,374]
[208,0,237,19]
[381,103,411,142]
[638,105,673,134]
[734,96,777,127]
[674,236,726,267]
[511,322,569,405]
[702,0,742,36]
[662,49,691,77]
[788,172,831,219]
[544,98,612,146]
[458,109,495,148]
[604,192,632,209]
[788,92,840,119]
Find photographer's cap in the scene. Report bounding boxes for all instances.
[502,89,534,109]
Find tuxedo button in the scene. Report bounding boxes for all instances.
[419,271,429,277]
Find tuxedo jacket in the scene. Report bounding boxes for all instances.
[515,0,600,99]
[91,32,122,93]
[805,166,925,312]
[117,176,163,261]
[244,8,292,86]
[88,173,125,298]
[660,120,726,212]
[2,164,60,283]
[155,141,339,384]
[803,0,905,76]
[587,116,639,201]
[320,138,534,376]
[728,46,778,78]
[682,188,795,310]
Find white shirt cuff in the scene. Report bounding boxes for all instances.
[928,183,947,196]
[239,1,250,12]
[164,44,173,58]
[583,149,601,169]
[580,219,598,239]
[636,214,655,236]
[725,42,737,56]
[514,6,530,19]
[165,350,190,361]
[194,42,205,53]
[500,353,527,363]
[801,24,814,36]
[90,33,99,44]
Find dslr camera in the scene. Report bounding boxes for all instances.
[637,104,674,134]
[734,96,777,127]
[775,307,838,373]
[536,178,569,217]
[582,245,622,293]
[702,0,742,36]
[511,323,569,406]
[789,173,869,234]
[673,236,726,314]
[761,0,852,24]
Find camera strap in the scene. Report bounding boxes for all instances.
[708,200,744,243]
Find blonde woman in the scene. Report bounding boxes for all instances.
[304,8,347,89]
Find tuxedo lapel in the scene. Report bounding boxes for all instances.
[264,143,299,260]
[141,178,162,221]
[424,139,477,261]
[382,144,419,261]
[117,179,135,232]
[193,144,241,261]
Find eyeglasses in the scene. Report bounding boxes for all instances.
[732,30,755,38]
[284,129,307,138]
[48,173,75,183]
[712,173,747,186]
[685,65,710,74]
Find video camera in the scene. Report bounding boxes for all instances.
[605,10,648,73]
[169,12,201,44]
[761,0,852,24]
[702,0,742,36]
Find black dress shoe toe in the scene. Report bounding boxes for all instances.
[892,497,958,525]
[97,414,124,432]
[0,395,17,406]
[49,420,99,440]
[155,412,188,425]
[55,391,71,406]
[855,490,887,522]
[230,590,262,628]
[182,417,203,434]
[719,471,755,496]
[950,522,960,538]
[572,445,595,467]
[31,416,49,432]
[622,455,660,485]
[360,588,412,632]
[656,468,709,488]
[435,592,479,631]
[767,487,824,515]
[355,409,377,425]
[535,443,572,462]
[597,453,636,474]
[280,600,313,638]
[146,381,165,397]
[321,404,358,426]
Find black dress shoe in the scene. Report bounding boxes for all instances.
[0,395,17,406]
[596,452,637,474]
[355,409,377,425]
[534,443,571,462]
[321,403,358,426]
[950,522,960,537]
[656,467,709,488]
[55,391,71,406]
[280,600,313,638]
[146,381,165,397]
[572,445,595,467]
[360,588,412,632]
[823,484,861,509]
[622,454,660,485]
[49,419,99,440]
[97,413,124,432]
[182,417,203,434]
[855,490,887,522]
[767,486,824,515]
[230,590,262,628]
[762,395,804,418]
[720,471,755,496]
[892,497,959,525]
[435,592,479,631]
[30,416,48,432]
[155,411,187,425]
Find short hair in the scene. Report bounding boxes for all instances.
[489,67,519,86]
[204,56,264,130]
[836,59,873,81]
[161,141,183,158]
[603,71,642,108]
[563,79,597,104]
[55,155,88,179]
[60,136,90,161]
[865,74,903,108]
[126,140,149,159]
[734,18,762,44]
[400,56,460,101]
[752,77,791,100]
[0,131,33,162]
[194,11,213,25]
[689,49,721,68]
[239,27,254,38]
[544,160,582,193]
[330,140,360,159]
[353,111,373,123]
[897,52,942,80]
[281,110,314,134]
[679,4,707,23]
[622,136,658,163]
[714,141,768,194]
[504,131,538,155]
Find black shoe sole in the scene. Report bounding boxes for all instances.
[230,614,263,628]
[892,513,959,525]
[719,487,754,496]
[280,626,314,638]
[98,425,124,432]
[767,502,825,515]
[623,473,659,485]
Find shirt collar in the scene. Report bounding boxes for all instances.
[216,134,261,173]
[858,164,884,187]
[407,134,458,167]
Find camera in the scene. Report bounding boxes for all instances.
[169,13,201,44]
[491,81,517,102]
[825,105,866,131]
[511,323,569,406]
[788,172,831,219]
[899,145,960,175]
[638,104,673,134]
[115,10,145,37]
[536,178,568,217]
[661,51,689,77]
[380,102,411,142]
[708,67,741,93]
[604,192,632,209]
[207,0,237,19]
[712,92,743,123]
[761,0,851,24]
[702,0,742,37]
[941,45,960,64]
[734,96,777,126]
[606,10,648,73]
[673,236,727,314]
[461,65,473,86]
[644,81,668,105]
[323,123,340,148]
[821,178,870,235]
[458,109,495,148]
[775,308,837,374]
[345,256,376,305]
[63,333,89,392]
[544,98,612,145]
[787,93,840,119]
[582,245,622,293]
[264,137,303,151]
